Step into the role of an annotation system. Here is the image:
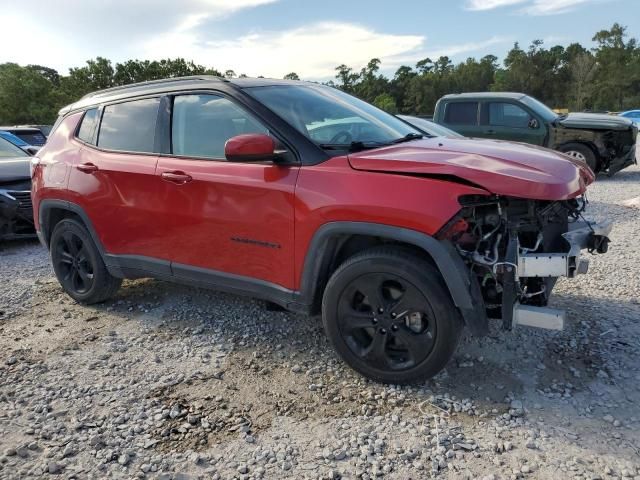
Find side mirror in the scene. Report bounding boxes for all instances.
[528,118,539,129]
[224,134,276,162]
[24,146,40,156]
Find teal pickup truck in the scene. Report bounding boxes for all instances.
[433,92,638,175]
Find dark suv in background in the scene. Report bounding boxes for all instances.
[433,92,638,175]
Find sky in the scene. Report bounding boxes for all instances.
[1,0,639,81]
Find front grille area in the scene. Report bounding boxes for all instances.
[7,191,33,217]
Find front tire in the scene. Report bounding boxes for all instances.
[558,143,598,172]
[50,218,121,304]
[322,247,463,384]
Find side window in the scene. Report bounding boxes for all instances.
[489,102,532,128]
[97,98,160,153]
[171,94,269,159]
[77,108,98,144]
[444,102,478,125]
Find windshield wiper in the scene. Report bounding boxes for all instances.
[390,133,424,144]
[318,140,392,152]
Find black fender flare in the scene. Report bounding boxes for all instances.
[38,199,107,254]
[298,221,488,336]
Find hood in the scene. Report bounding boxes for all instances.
[557,112,634,131]
[348,137,594,200]
[0,157,31,187]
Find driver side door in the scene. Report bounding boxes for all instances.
[155,93,300,291]
[480,101,547,146]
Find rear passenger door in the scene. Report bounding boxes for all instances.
[439,101,482,137]
[68,98,169,272]
[155,92,299,290]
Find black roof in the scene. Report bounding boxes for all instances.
[62,76,314,115]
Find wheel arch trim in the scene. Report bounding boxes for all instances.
[38,199,106,255]
[299,221,488,336]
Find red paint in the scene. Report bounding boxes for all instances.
[224,134,275,161]
[348,137,594,200]
[33,122,592,293]
[154,156,298,287]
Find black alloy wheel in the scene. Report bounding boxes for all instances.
[54,230,95,294]
[337,273,437,371]
[322,246,463,384]
[50,218,122,304]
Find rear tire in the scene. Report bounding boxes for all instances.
[50,219,121,304]
[558,143,598,172]
[322,246,463,384]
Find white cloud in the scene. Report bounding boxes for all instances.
[0,0,279,73]
[382,36,511,73]
[0,0,524,81]
[466,0,603,14]
[466,0,527,11]
[143,22,426,79]
[521,0,593,15]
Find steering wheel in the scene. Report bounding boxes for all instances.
[329,131,353,144]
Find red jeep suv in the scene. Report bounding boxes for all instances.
[32,77,611,383]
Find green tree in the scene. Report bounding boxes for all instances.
[591,23,637,109]
[283,72,300,80]
[373,93,397,113]
[334,64,360,94]
[0,63,59,124]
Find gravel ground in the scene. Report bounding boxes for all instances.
[1,166,639,480]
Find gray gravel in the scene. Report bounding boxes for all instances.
[1,166,639,479]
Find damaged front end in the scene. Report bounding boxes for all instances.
[550,122,638,176]
[0,179,36,240]
[439,195,611,331]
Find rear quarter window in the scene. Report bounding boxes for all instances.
[97,98,160,153]
[76,108,99,144]
[444,102,478,125]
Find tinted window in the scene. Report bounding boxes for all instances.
[12,130,46,146]
[444,102,478,125]
[172,94,268,159]
[489,102,532,128]
[98,98,160,153]
[77,108,99,144]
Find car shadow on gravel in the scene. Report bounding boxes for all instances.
[596,168,640,183]
[0,237,41,253]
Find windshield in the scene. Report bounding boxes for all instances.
[520,95,559,122]
[0,137,28,158]
[247,85,421,149]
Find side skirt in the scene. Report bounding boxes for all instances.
[104,254,310,314]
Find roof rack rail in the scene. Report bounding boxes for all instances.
[80,75,226,99]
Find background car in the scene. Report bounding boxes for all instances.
[433,92,638,175]
[21,124,53,137]
[0,126,48,148]
[398,115,464,138]
[0,137,35,240]
[619,110,640,125]
[0,130,40,155]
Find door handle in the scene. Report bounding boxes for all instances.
[161,171,192,184]
[77,162,98,173]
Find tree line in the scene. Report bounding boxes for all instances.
[0,23,637,125]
